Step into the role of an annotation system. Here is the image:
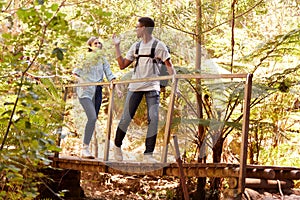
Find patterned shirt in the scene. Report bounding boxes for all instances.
[73,51,116,99]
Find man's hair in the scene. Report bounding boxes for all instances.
[138,17,155,34]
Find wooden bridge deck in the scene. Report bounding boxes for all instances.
[50,156,300,180]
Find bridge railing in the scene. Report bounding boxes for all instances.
[59,73,252,195]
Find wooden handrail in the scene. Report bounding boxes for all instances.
[64,73,249,88]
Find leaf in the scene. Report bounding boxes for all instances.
[52,47,64,60]
[25,121,31,129]
[37,0,44,5]
[51,3,59,11]
[57,50,64,60]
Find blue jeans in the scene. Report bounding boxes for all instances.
[115,90,160,154]
[79,85,102,145]
[94,85,103,116]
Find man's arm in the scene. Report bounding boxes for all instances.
[165,58,180,95]
[164,58,176,75]
[113,34,133,70]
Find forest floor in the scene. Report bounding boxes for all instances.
[78,171,300,200]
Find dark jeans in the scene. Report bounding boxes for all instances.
[115,90,160,154]
[94,85,103,116]
[79,85,102,145]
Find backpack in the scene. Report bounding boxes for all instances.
[134,39,169,88]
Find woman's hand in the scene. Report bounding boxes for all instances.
[115,84,123,98]
[110,79,123,98]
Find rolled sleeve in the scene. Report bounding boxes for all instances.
[103,59,116,81]
[73,68,83,77]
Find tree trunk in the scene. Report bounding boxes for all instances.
[195,0,207,199]
[208,135,224,200]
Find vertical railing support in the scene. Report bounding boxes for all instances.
[161,77,178,163]
[173,135,190,200]
[104,83,115,161]
[55,86,68,159]
[238,73,252,196]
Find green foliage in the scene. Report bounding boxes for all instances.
[259,138,300,166]
[0,0,300,198]
[0,0,99,198]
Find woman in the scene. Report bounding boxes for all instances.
[73,36,120,159]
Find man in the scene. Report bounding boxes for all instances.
[112,17,176,162]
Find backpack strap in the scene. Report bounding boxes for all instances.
[135,41,141,57]
[134,39,158,73]
[150,39,158,59]
[151,40,158,74]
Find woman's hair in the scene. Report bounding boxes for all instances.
[87,36,102,52]
[87,36,98,46]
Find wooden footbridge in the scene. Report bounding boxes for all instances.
[50,74,300,199]
[51,156,300,183]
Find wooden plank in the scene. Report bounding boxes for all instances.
[247,164,300,171]
[246,168,275,179]
[275,170,300,180]
[245,178,294,189]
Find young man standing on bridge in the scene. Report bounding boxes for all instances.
[112,17,176,162]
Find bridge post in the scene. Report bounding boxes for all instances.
[55,86,68,158]
[161,77,178,163]
[238,73,253,198]
[173,135,190,200]
[104,83,115,161]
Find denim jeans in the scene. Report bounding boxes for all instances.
[79,85,102,145]
[115,90,160,154]
[94,85,103,116]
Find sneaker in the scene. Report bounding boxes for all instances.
[81,148,95,159]
[114,146,123,161]
[143,154,157,163]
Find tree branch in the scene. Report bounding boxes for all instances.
[1,0,67,150]
[165,0,265,37]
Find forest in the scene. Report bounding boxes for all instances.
[0,0,299,199]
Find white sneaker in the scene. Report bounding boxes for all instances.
[143,154,157,163]
[81,145,95,159]
[114,146,123,161]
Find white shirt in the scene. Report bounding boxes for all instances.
[126,37,170,92]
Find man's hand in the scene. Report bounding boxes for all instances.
[112,33,121,46]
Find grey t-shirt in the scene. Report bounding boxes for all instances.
[126,37,170,92]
